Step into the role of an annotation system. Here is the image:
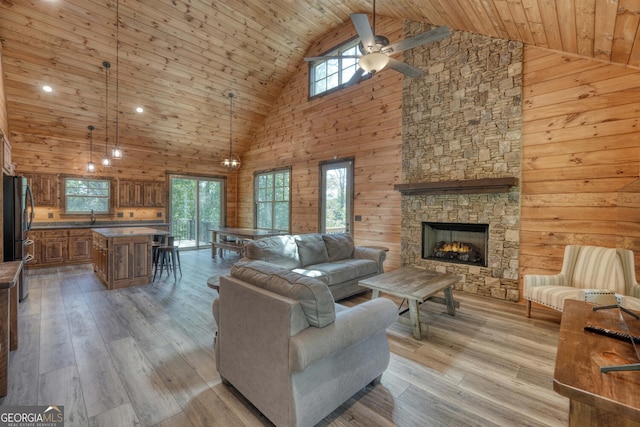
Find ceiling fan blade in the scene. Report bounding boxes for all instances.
[304,55,360,62]
[350,14,376,52]
[382,26,449,55]
[386,58,423,78]
[348,67,365,85]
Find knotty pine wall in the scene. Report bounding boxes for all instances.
[521,45,640,286]
[236,16,404,270]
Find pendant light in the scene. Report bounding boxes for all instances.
[221,92,241,170]
[86,125,96,173]
[102,61,111,167]
[111,0,123,160]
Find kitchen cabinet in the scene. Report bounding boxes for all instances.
[26,228,92,266]
[118,180,144,207]
[144,182,165,207]
[40,230,67,264]
[25,174,58,207]
[119,180,165,208]
[68,229,92,262]
[92,227,168,289]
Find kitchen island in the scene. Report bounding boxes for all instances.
[92,227,168,289]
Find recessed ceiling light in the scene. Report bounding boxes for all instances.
[136,106,144,113]
[42,85,53,93]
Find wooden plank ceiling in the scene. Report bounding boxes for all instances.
[0,0,639,165]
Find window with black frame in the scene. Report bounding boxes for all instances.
[309,38,369,98]
[254,169,290,231]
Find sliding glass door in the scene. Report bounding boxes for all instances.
[169,175,225,249]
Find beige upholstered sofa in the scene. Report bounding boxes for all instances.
[242,233,386,300]
[212,260,397,427]
[523,245,640,317]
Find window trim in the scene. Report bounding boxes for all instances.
[253,167,292,232]
[308,37,371,99]
[61,175,115,216]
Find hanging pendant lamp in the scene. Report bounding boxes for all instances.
[221,92,241,170]
[87,125,96,173]
[112,0,123,160]
[102,61,111,167]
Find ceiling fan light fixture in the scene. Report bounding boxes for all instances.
[358,52,389,74]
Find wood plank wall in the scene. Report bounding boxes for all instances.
[521,45,640,286]
[236,16,404,270]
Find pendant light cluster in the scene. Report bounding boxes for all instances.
[86,125,96,173]
[221,92,241,170]
[87,0,124,173]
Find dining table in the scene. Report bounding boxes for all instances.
[209,226,285,258]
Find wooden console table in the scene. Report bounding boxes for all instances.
[554,299,640,426]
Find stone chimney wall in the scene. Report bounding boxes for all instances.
[400,23,523,301]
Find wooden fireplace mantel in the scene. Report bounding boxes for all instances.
[394,177,518,196]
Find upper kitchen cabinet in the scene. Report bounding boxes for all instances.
[118,180,165,208]
[144,181,165,208]
[26,173,59,207]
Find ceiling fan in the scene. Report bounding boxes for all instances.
[304,0,450,79]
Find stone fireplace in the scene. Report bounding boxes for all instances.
[423,222,489,267]
[398,23,523,302]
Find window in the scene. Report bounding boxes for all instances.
[255,169,290,231]
[64,178,111,214]
[320,159,353,234]
[309,38,368,97]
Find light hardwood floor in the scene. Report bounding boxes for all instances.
[1,250,568,426]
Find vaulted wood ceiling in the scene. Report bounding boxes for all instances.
[1,0,639,167]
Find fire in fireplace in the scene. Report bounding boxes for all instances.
[422,222,489,267]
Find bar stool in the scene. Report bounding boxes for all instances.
[153,236,182,281]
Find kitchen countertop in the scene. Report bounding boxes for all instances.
[0,261,22,290]
[92,227,170,238]
[31,221,168,230]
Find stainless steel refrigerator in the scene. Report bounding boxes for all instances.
[3,175,34,301]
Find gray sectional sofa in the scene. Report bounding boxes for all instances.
[242,233,386,300]
[213,260,397,427]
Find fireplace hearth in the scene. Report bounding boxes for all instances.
[423,222,488,267]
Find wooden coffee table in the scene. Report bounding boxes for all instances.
[359,266,461,340]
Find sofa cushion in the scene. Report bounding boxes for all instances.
[333,258,379,277]
[297,262,359,286]
[322,233,355,262]
[244,235,301,269]
[230,260,335,327]
[295,234,329,267]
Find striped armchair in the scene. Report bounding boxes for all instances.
[524,245,640,317]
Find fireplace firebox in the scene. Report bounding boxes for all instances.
[422,222,489,267]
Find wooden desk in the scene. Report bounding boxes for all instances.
[359,266,461,340]
[0,260,23,397]
[554,300,640,426]
[209,227,283,258]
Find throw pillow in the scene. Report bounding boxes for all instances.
[322,233,355,261]
[295,234,329,267]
